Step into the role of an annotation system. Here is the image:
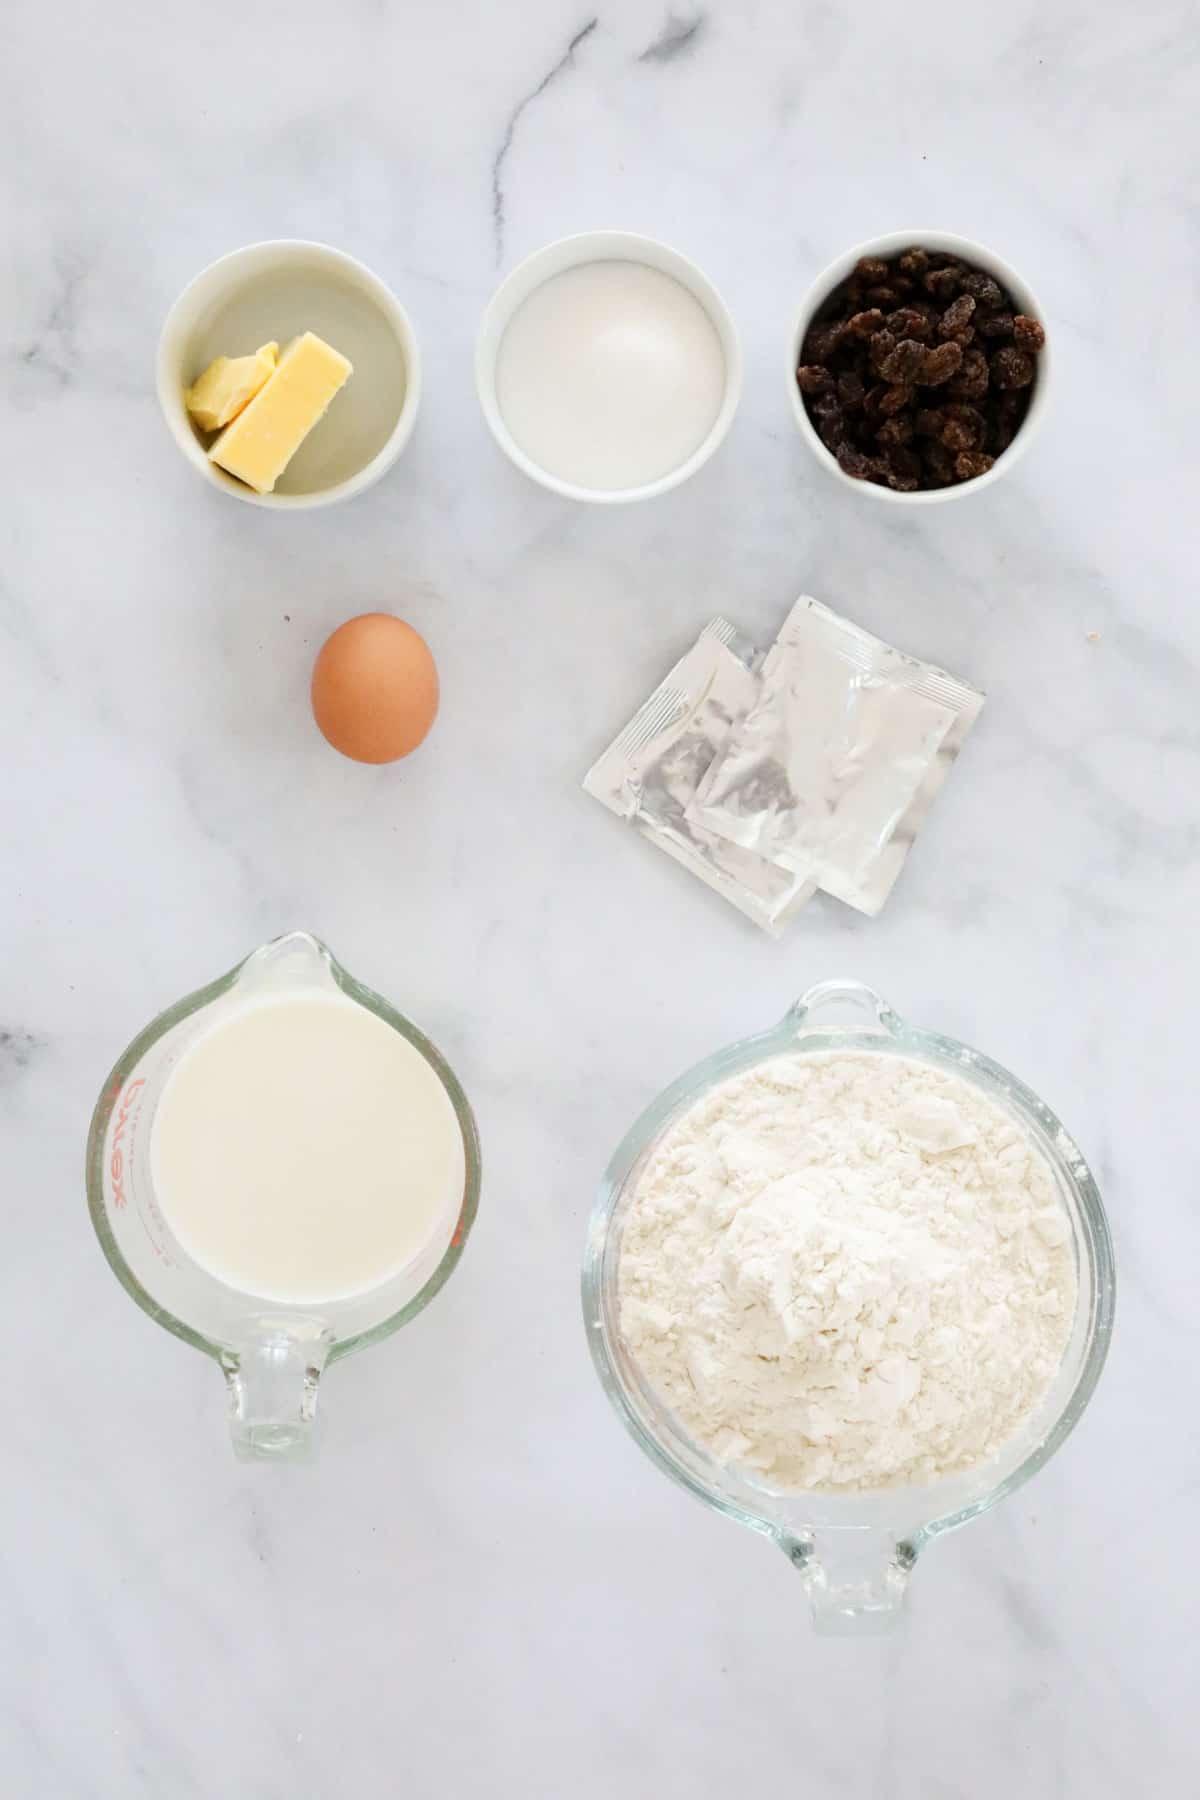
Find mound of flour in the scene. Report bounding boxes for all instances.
[619,1052,1076,1491]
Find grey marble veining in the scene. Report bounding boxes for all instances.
[2,1,1198,1795]
[491,16,600,263]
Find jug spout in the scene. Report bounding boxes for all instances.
[236,931,339,999]
[782,1529,916,1635]
[222,1318,334,1462]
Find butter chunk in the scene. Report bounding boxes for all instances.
[185,342,278,431]
[208,332,353,494]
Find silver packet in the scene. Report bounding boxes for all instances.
[583,619,817,935]
[687,598,985,916]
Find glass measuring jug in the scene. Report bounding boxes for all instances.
[86,931,481,1460]
[583,981,1115,1633]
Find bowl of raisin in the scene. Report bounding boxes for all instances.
[789,232,1050,502]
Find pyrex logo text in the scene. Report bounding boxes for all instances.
[110,1078,145,1209]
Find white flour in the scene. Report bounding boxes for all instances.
[619,1052,1076,1491]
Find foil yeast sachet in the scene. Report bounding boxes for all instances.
[583,619,816,935]
[688,598,985,915]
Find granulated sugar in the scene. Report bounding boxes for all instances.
[619,1052,1076,1491]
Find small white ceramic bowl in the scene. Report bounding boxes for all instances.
[476,230,742,504]
[157,240,421,510]
[788,231,1050,505]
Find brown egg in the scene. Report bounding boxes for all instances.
[311,613,439,764]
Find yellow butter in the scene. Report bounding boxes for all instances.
[185,342,278,432]
[208,332,353,494]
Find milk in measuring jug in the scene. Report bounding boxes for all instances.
[150,993,464,1305]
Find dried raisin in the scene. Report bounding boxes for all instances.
[877,413,914,449]
[868,330,898,374]
[886,305,934,342]
[803,322,844,364]
[845,308,885,338]
[862,382,888,420]
[897,246,930,276]
[948,347,989,401]
[960,271,1005,308]
[1012,314,1046,351]
[796,365,834,395]
[887,445,922,480]
[879,383,915,417]
[879,338,926,384]
[921,341,963,386]
[841,444,888,482]
[977,311,1014,340]
[812,392,848,448]
[923,264,962,301]
[938,294,977,339]
[922,439,956,485]
[991,346,1035,389]
[837,371,866,409]
[940,403,985,452]
[990,390,1027,452]
[954,451,995,480]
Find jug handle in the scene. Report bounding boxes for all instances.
[221,1319,334,1462]
[781,1530,917,1635]
[786,980,900,1038]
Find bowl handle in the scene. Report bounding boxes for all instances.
[786,980,899,1038]
[782,1529,917,1635]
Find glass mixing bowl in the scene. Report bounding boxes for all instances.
[582,981,1114,1633]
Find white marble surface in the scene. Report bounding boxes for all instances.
[3,0,1197,1793]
